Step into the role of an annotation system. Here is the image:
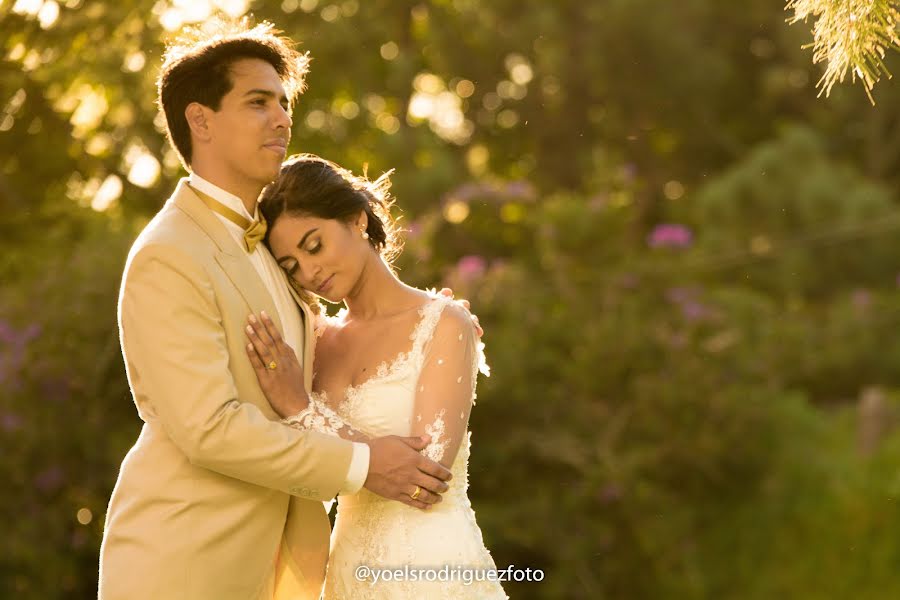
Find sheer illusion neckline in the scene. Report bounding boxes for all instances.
[316,295,447,405]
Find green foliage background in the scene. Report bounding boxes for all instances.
[3,1,900,598]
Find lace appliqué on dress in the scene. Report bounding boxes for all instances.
[281,393,359,437]
[423,408,449,462]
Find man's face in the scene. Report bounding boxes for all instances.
[205,58,292,191]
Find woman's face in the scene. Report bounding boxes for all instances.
[267,211,370,302]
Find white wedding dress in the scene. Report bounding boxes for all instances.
[284,295,507,599]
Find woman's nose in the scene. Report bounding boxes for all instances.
[300,260,321,284]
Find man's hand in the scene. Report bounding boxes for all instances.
[438,287,483,337]
[364,435,453,510]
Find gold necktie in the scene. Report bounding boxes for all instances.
[188,184,268,252]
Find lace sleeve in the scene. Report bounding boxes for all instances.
[411,303,488,467]
[281,394,370,442]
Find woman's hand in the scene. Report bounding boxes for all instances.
[245,311,309,418]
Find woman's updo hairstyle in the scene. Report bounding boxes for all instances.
[260,153,402,264]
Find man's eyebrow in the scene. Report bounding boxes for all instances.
[244,89,290,104]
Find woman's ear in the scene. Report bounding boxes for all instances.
[185,103,212,142]
[355,209,368,233]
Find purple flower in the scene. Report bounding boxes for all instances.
[588,194,608,211]
[599,483,623,504]
[41,377,71,403]
[406,220,423,240]
[0,320,42,346]
[665,286,695,304]
[503,181,537,201]
[34,466,65,493]
[446,182,492,203]
[1,412,24,432]
[0,320,13,344]
[648,224,693,249]
[456,255,487,282]
[620,163,637,182]
[852,289,872,312]
[681,301,709,321]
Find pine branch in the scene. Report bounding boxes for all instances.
[786,0,900,103]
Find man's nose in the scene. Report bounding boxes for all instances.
[273,104,292,130]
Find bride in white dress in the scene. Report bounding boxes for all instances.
[246,154,507,599]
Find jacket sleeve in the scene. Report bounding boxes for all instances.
[118,243,353,501]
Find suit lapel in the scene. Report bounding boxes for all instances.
[171,179,284,336]
[284,281,315,392]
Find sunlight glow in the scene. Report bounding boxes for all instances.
[12,0,43,17]
[69,86,109,138]
[443,200,470,224]
[76,508,93,525]
[408,73,472,144]
[92,175,122,212]
[128,153,161,188]
[37,0,59,28]
[380,41,399,61]
[123,51,146,73]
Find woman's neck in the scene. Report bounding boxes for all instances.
[343,255,426,321]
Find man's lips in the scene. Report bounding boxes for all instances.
[263,141,287,154]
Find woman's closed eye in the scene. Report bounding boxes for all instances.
[280,260,298,277]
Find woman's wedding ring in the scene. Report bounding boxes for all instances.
[267,360,278,370]
[411,485,422,500]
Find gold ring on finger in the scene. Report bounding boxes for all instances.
[267,360,278,370]
[410,485,422,500]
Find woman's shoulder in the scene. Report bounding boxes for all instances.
[414,292,475,342]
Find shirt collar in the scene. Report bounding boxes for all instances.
[189,172,259,221]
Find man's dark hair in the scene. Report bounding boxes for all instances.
[157,18,308,168]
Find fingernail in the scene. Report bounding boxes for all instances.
[246,325,254,334]
[247,344,253,350]
[249,315,257,323]
[261,311,268,320]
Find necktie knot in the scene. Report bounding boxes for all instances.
[189,184,267,253]
[243,217,267,253]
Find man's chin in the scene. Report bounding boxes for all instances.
[256,167,282,187]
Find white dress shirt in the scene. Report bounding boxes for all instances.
[190,173,369,495]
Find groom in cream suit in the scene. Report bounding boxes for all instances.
[98,21,452,600]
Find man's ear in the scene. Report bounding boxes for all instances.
[185,102,212,142]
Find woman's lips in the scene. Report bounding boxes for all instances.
[317,275,334,293]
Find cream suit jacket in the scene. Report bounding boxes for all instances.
[98,180,353,600]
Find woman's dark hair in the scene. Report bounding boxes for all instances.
[157,18,309,168]
[259,154,402,264]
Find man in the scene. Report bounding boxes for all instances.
[98,20,452,600]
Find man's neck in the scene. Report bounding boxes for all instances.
[190,163,262,216]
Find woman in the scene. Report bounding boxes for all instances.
[244,154,507,598]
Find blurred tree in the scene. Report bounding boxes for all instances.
[3,0,900,598]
